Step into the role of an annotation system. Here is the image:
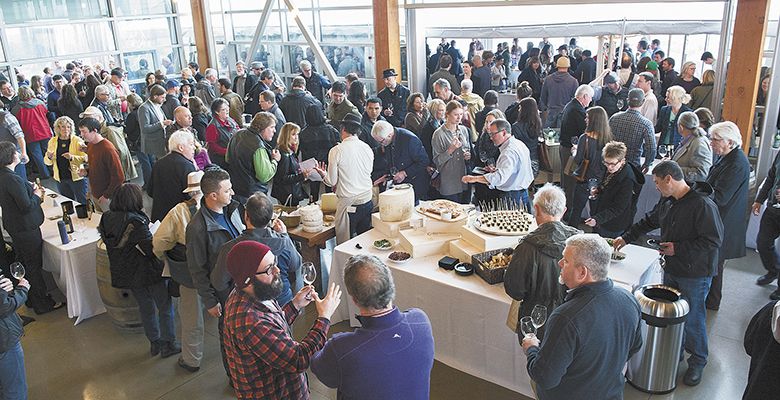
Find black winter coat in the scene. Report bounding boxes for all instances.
[705,147,749,260]
[623,182,724,278]
[743,300,780,400]
[591,162,644,233]
[0,167,44,234]
[148,151,197,223]
[299,106,340,163]
[272,152,307,206]
[99,211,164,289]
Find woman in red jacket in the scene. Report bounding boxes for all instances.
[204,98,238,170]
[12,86,52,179]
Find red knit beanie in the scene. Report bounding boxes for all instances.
[227,241,271,289]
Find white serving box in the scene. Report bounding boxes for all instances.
[459,225,522,253]
[398,227,461,258]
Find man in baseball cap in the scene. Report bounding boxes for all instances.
[222,240,342,398]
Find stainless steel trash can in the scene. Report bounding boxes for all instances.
[626,284,689,394]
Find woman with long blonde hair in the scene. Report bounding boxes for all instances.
[657,85,692,148]
[674,61,701,94]
[272,122,309,206]
[44,116,88,203]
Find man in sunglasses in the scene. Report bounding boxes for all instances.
[222,240,342,399]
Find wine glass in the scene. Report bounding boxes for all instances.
[301,262,317,300]
[658,145,668,158]
[531,305,547,330]
[10,262,25,280]
[519,316,536,339]
[587,178,599,200]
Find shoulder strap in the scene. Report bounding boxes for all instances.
[624,71,635,89]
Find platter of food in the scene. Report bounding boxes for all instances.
[474,210,536,236]
[373,239,394,250]
[388,251,412,264]
[416,200,468,222]
[604,238,626,262]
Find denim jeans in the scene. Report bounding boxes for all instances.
[663,273,712,368]
[0,341,27,400]
[58,179,89,204]
[137,152,156,191]
[131,280,175,344]
[26,139,50,179]
[348,200,373,239]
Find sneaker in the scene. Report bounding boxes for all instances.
[150,340,162,357]
[177,357,200,373]
[160,341,182,358]
[756,272,777,286]
[683,365,704,386]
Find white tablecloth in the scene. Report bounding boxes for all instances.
[39,194,105,325]
[328,228,662,396]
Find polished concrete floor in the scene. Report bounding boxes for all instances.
[22,246,769,399]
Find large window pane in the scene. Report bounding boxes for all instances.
[116,18,176,51]
[320,10,372,42]
[321,45,372,78]
[5,22,115,60]
[15,55,117,86]
[231,12,282,42]
[227,0,272,11]
[123,47,179,80]
[286,10,315,42]
[0,0,108,24]
[288,45,318,74]
[113,0,171,16]
[315,0,371,6]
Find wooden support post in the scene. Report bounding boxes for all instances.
[721,0,771,151]
[190,0,213,70]
[373,0,401,88]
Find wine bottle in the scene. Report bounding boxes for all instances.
[62,209,74,234]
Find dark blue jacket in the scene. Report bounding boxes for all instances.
[375,128,430,201]
[527,279,642,400]
[377,84,410,128]
[0,284,27,352]
[311,308,434,400]
[0,167,44,234]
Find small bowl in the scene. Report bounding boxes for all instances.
[454,262,474,276]
[280,214,301,228]
[388,251,412,264]
[373,239,394,251]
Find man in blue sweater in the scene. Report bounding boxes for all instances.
[311,254,434,399]
[522,234,642,400]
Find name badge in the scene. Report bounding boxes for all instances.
[347,206,357,213]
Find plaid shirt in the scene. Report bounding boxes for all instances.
[608,109,656,170]
[0,110,24,145]
[223,289,330,400]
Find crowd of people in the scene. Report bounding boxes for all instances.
[0,34,777,400]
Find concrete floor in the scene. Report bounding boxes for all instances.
[22,245,768,399]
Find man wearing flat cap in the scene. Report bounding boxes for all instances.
[222,241,342,400]
[377,68,410,128]
[313,113,374,244]
[590,70,629,117]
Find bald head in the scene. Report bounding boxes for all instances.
[174,106,192,128]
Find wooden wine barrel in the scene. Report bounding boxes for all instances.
[96,240,143,333]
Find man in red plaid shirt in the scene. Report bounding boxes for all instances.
[223,241,342,399]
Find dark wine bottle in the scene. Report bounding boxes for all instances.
[62,210,74,234]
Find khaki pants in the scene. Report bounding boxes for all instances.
[177,286,205,367]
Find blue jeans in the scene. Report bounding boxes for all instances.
[0,341,27,400]
[348,200,373,239]
[131,280,175,344]
[26,139,50,179]
[58,179,88,204]
[137,152,156,191]
[663,273,712,368]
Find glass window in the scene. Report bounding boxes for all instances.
[116,18,176,51]
[113,0,171,16]
[231,12,282,42]
[287,45,318,74]
[215,44,231,76]
[183,45,199,67]
[227,0,273,11]
[320,10,372,42]
[667,35,686,69]
[286,10,315,42]
[15,55,117,86]
[320,45,372,78]
[5,22,115,60]
[315,0,371,7]
[0,0,109,24]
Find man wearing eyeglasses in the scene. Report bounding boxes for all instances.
[462,118,534,210]
[222,240,342,399]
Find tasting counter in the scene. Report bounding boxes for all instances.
[327,227,662,396]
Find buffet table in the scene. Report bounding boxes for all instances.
[327,227,662,396]
[38,193,105,325]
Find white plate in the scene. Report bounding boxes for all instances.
[611,251,626,262]
[387,253,412,264]
[373,240,394,251]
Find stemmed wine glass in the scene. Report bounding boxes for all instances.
[587,178,599,200]
[301,262,317,300]
[658,145,668,158]
[10,262,25,280]
[531,305,547,331]
[519,316,536,339]
[571,136,579,156]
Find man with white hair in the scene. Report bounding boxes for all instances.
[370,120,430,202]
[149,130,198,222]
[504,183,581,336]
[462,119,533,209]
[559,84,593,197]
[299,59,331,106]
[194,68,218,106]
[522,233,642,400]
[459,79,484,142]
